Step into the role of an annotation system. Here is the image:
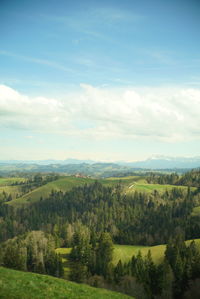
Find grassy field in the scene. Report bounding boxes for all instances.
[0,185,23,199]
[191,206,200,217]
[126,181,194,194]
[102,176,194,195]
[104,176,147,184]
[112,244,165,265]
[114,239,200,264]
[114,239,200,265]
[113,244,165,265]
[55,248,72,279]
[0,267,132,299]
[7,176,95,207]
[0,178,25,200]
[0,177,26,186]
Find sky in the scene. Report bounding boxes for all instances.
[0,0,200,161]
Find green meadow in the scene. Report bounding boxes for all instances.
[0,267,132,299]
[0,177,26,200]
[7,176,95,207]
[126,181,194,194]
[0,177,26,186]
[113,240,200,265]
[113,244,165,265]
[55,248,72,279]
[191,206,200,217]
[0,185,22,199]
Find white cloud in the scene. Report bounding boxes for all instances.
[0,85,69,131]
[0,84,200,142]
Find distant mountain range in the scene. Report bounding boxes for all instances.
[118,156,200,169]
[0,159,95,165]
[0,156,200,171]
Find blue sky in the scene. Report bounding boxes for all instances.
[0,0,200,161]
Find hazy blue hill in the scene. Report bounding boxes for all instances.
[123,156,200,169]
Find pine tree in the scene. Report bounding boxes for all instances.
[96,232,114,279]
[114,259,123,283]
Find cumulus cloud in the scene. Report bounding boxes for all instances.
[0,85,69,131]
[0,84,200,142]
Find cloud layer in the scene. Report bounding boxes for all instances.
[0,84,200,142]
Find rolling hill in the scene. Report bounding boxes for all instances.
[7,176,95,207]
[5,175,195,207]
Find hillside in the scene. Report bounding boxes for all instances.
[0,267,132,299]
[5,175,194,207]
[0,177,26,186]
[7,176,95,207]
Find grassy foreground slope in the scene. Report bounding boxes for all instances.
[0,267,132,299]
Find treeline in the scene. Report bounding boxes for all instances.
[0,231,63,278]
[0,181,200,246]
[146,169,200,187]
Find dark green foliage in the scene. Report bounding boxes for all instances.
[147,172,180,185]
[3,240,27,271]
[1,231,64,278]
[147,169,200,187]
[114,260,124,283]
[183,279,200,299]
[96,233,114,279]
[70,231,114,283]
[165,237,200,298]
[0,180,198,246]
[129,250,166,298]
[70,262,88,283]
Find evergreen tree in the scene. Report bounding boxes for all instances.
[114,259,124,283]
[96,232,114,279]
